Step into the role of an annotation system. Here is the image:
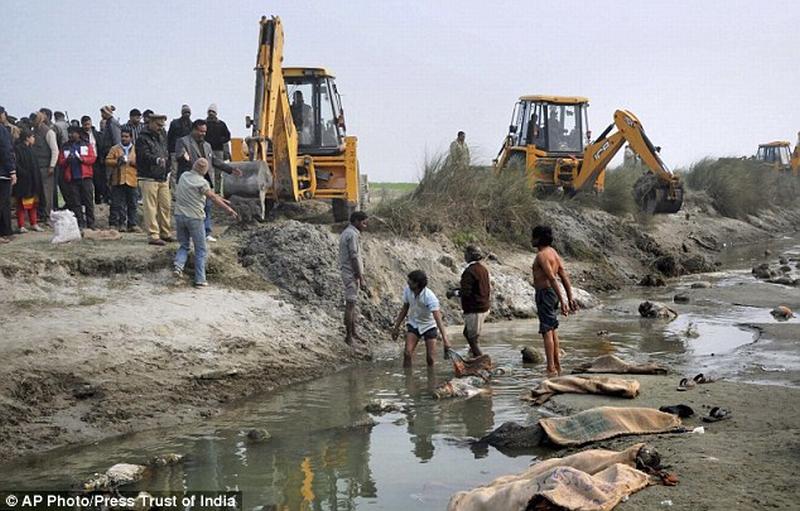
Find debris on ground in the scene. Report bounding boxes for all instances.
[572,354,668,375]
[364,399,401,415]
[83,463,148,491]
[246,429,272,442]
[770,305,794,321]
[521,346,543,364]
[433,377,488,399]
[477,421,545,450]
[638,301,678,320]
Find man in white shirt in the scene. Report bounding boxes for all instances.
[392,270,452,367]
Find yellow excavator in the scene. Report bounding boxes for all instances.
[754,141,800,176]
[225,15,361,221]
[494,95,684,214]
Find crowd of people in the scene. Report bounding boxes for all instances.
[0,103,240,286]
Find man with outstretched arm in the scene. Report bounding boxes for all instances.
[531,225,577,376]
[339,211,368,344]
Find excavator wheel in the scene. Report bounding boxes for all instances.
[633,173,684,214]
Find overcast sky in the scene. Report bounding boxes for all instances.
[3,0,797,181]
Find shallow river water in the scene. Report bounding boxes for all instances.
[2,237,799,510]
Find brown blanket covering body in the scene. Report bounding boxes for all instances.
[539,406,683,447]
[527,375,640,405]
[572,354,668,375]
[448,443,651,511]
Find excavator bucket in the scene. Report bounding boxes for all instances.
[633,172,684,214]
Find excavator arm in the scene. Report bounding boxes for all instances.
[248,16,312,202]
[572,109,683,213]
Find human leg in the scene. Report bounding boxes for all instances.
[173,215,190,271]
[424,338,436,367]
[125,186,138,228]
[109,185,122,227]
[204,197,212,236]
[16,199,25,229]
[80,179,95,228]
[542,330,557,376]
[67,181,85,227]
[403,331,420,368]
[552,329,562,375]
[140,181,159,240]
[188,217,207,284]
[38,167,52,220]
[344,301,356,344]
[156,181,172,239]
[0,181,12,237]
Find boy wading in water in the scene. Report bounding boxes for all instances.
[531,225,577,376]
[392,270,452,367]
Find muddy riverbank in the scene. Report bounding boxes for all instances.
[0,200,798,464]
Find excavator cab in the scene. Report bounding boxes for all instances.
[495,94,683,214]
[756,142,792,167]
[284,68,346,154]
[508,96,590,154]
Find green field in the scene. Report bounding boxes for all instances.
[369,182,417,193]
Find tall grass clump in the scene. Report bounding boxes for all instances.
[574,163,640,216]
[684,158,800,218]
[373,156,542,246]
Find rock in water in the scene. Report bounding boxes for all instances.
[673,294,690,304]
[691,281,712,289]
[638,301,678,320]
[771,306,794,321]
[246,429,272,442]
[478,422,544,449]
[639,274,666,287]
[521,347,542,364]
[364,399,400,415]
[83,463,148,491]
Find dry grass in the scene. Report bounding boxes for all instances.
[684,158,800,219]
[373,157,543,246]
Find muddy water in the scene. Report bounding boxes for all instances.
[2,237,799,510]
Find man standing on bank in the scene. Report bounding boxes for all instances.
[531,225,577,376]
[339,211,368,344]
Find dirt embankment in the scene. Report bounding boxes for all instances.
[0,197,798,463]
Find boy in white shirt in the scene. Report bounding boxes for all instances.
[392,270,452,367]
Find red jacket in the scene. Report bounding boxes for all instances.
[58,141,96,181]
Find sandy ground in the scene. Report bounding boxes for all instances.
[541,376,800,510]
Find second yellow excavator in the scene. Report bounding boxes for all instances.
[754,141,800,176]
[494,95,684,214]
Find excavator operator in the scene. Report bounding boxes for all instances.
[290,90,314,145]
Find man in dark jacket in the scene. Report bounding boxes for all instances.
[80,115,107,204]
[167,105,192,156]
[58,126,97,229]
[136,114,171,245]
[205,103,231,193]
[457,245,491,356]
[0,119,17,242]
[175,119,241,241]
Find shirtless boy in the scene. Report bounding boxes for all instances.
[531,225,577,376]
